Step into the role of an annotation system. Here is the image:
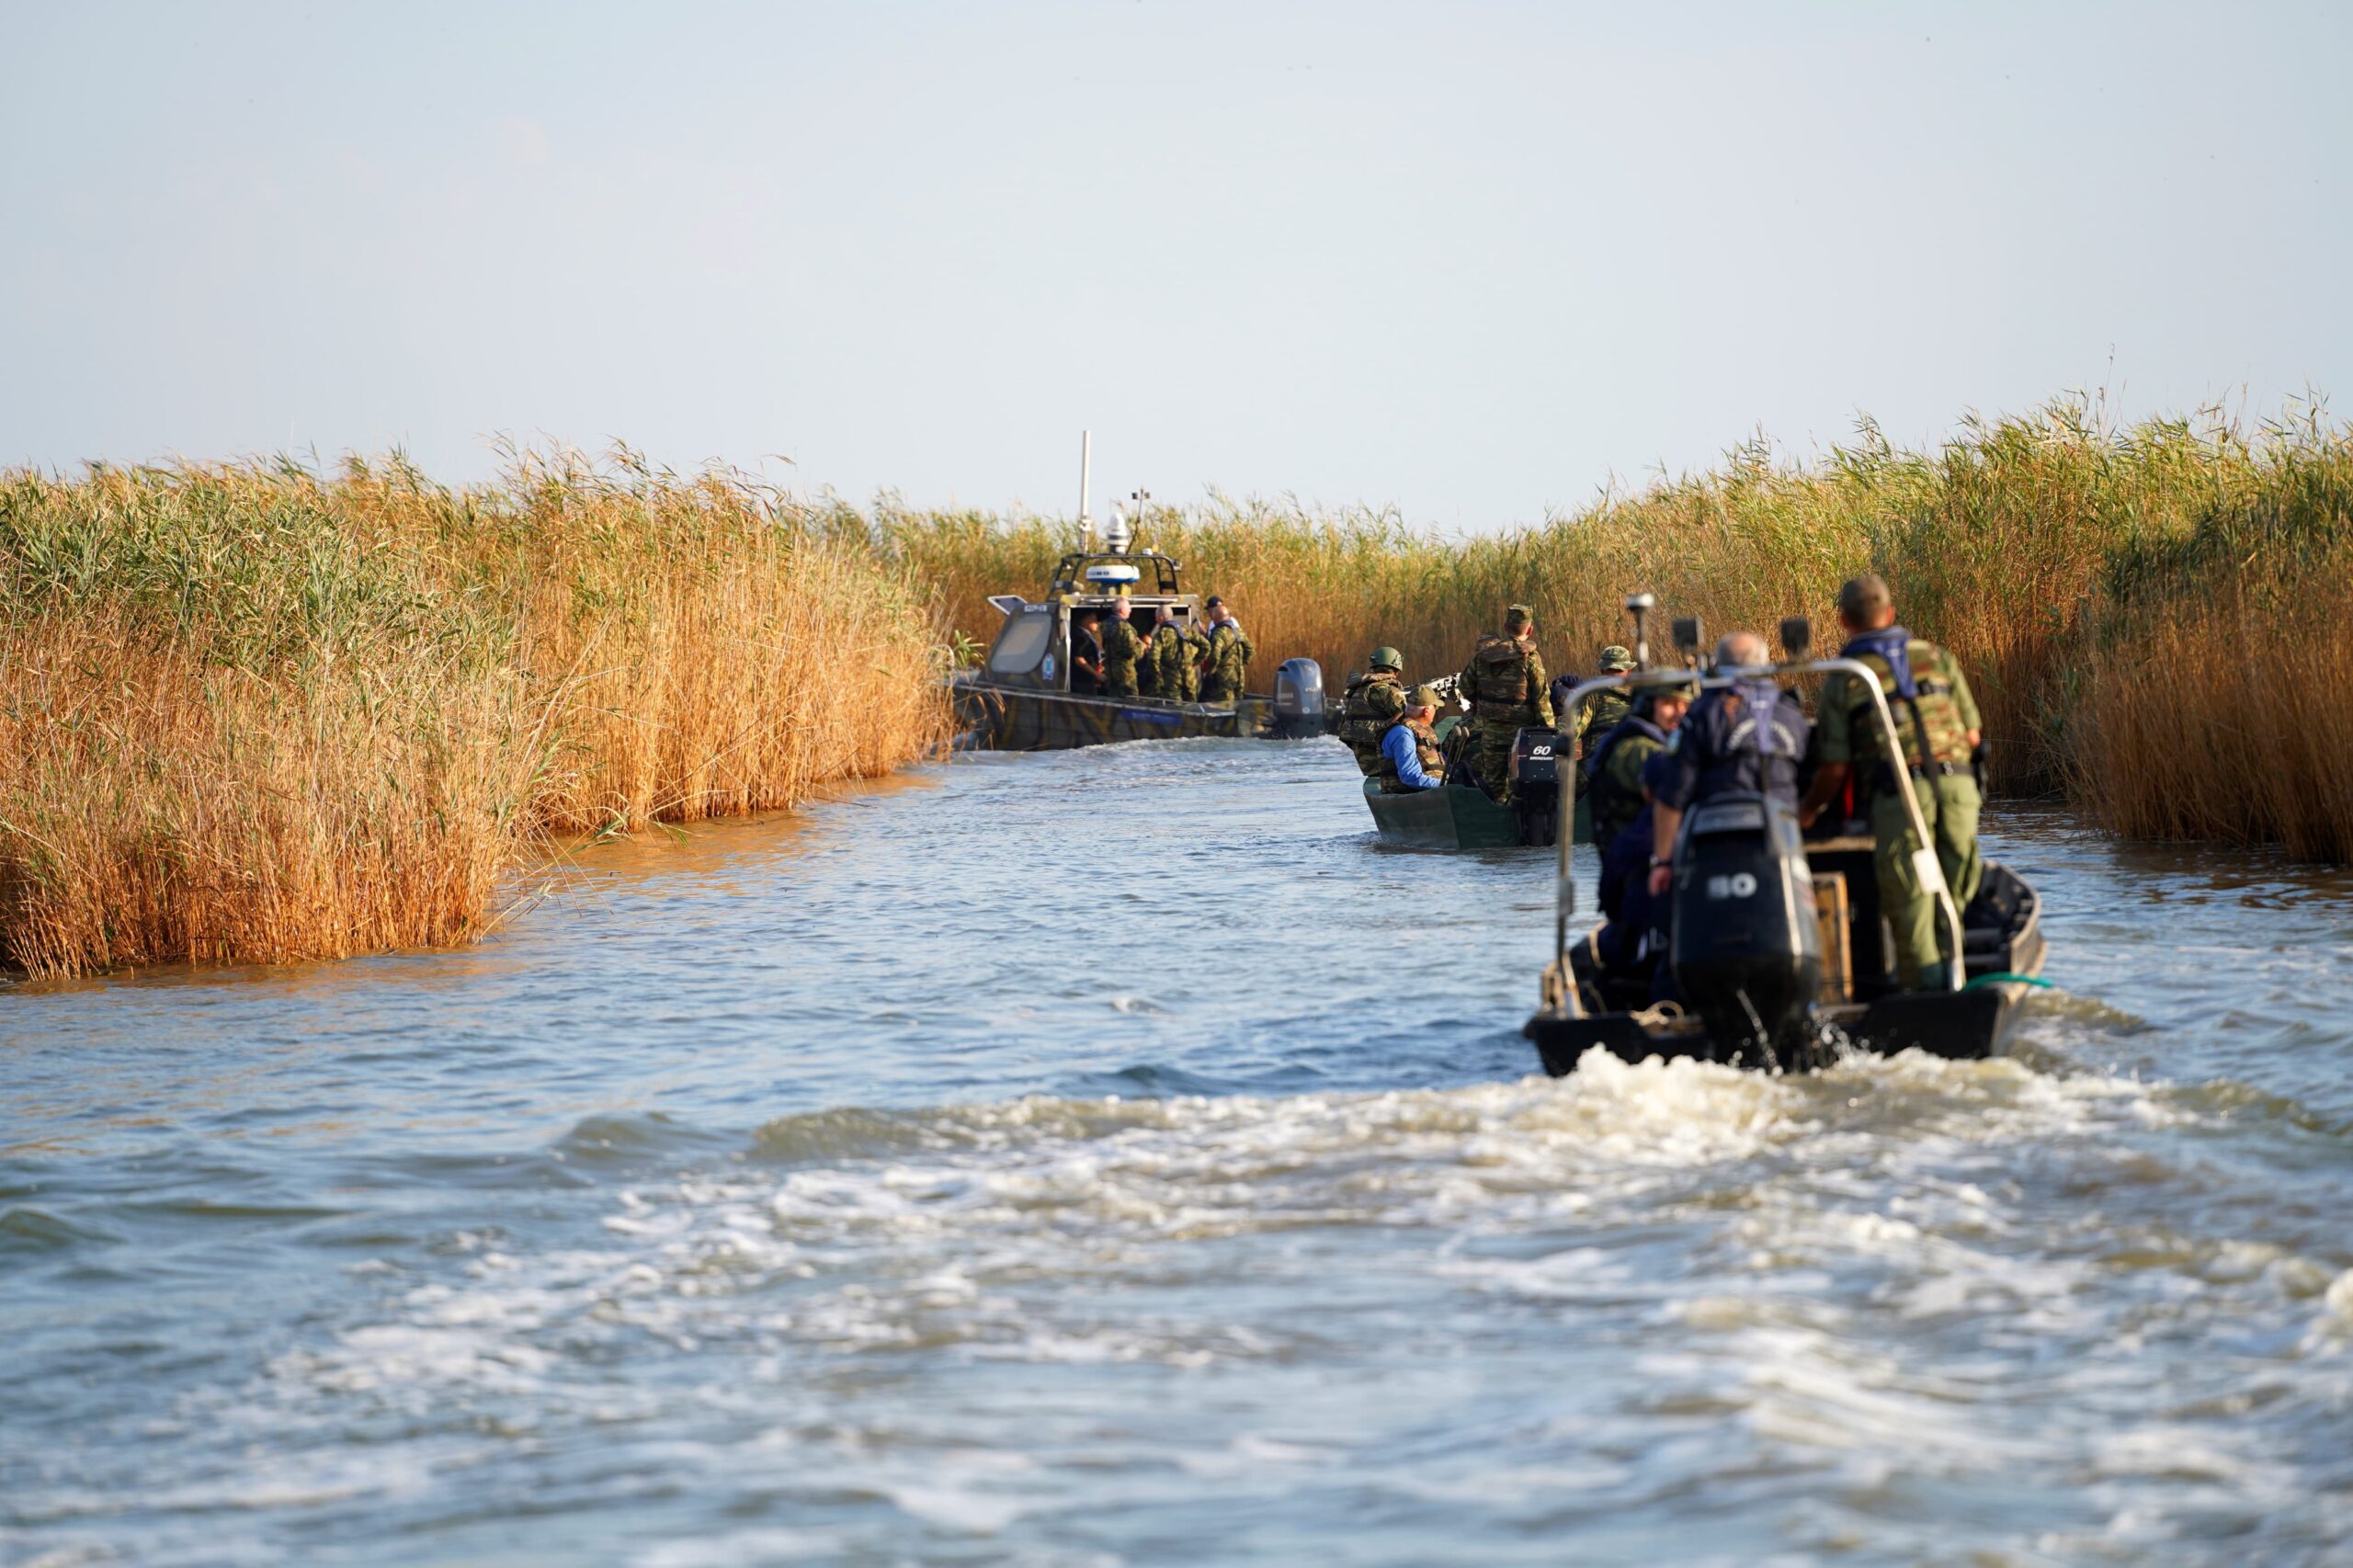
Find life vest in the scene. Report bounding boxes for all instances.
[1842,638,1972,771]
[1201,622,1254,700]
[1370,716,1446,792]
[1336,671,1406,771]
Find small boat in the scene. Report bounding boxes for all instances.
[1523,597,2049,1074]
[1360,719,1591,848]
[951,437,1325,752]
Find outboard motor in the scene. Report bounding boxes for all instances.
[1668,792,1821,1062]
[1506,726,1561,846]
[1271,658,1326,738]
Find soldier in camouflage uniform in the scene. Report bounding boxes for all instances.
[1584,677,1694,853]
[1456,605,1554,802]
[1199,596,1255,706]
[1336,646,1408,776]
[1148,607,1209,702]
[1370,686,1448,792]
[1098,602,1148,699]
[1799,574,1984,991]
[1574,645,1640,752]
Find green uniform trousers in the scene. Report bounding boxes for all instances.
[1467,717,1529,802]
[1871,771,1984,989]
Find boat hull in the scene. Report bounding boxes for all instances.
[1361,778,1591,850]
[952,680,1280,751]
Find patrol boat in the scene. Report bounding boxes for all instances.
[1358,701,1591,849]
[950,436,1327,751]
[1524,603,2045,1073]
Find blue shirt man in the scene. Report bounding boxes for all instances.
[1379,716,1443,789]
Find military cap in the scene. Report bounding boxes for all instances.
[1407,685,1445,710]
[1597,644,1636,672]
[1640,676,1699,705]
[1837,574,1893,621]
[1204,595,1224,608]
[1505,604,1535,631]
[1369,645,1404,672]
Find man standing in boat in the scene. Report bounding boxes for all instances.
[1559,644,1639,756]
[1647,631,1810,897]
[1799,574,1984,991]
[1457,605,1553,803]
[1099,598,1148,699]
[1370,686,1448,792]
[1148,605,1207,702]
[1069,609,1105,698]
[1199,597,1255,706]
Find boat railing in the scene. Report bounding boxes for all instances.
[1549,657,1964,1017]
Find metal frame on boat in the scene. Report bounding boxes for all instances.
[1525,606,2046,1073]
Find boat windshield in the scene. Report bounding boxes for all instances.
[986,611,1057,676]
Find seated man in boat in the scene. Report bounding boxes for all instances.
[1336,647,1409,775]
[1370,686,1447,792]
[1585,676,1696,854]
[1587,751,1681,1001]
[1198,597,1255,706]
[1797,573,1984,992]
[1646,631,1811,900]
[1069,609,1105,697]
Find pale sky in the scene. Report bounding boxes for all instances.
[4,1,2347,528]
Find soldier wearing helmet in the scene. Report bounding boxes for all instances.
[1336,646,1409,775]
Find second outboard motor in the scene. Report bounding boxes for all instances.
[1507,726,1561,846]
[1271,658,1326,738]
[1668,792,1821,1062]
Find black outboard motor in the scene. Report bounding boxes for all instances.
[1668,792,1821,1062]
[1507,726,1561,846]
[1271,658,1326,738]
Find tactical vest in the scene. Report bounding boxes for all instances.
[1151,625,1203,701]
[1370,717,1446,792]
[1845,641,1972,772]
[1336,671,1406,770]
[1202,623,1253,699]
[1469,634,1535,712]
[1100,619,1144,696]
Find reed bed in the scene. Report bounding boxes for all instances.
[0,455,951,978]
[881,396,2351,855]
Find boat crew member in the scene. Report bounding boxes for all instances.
[1585,676,1695,855]
[1798,574,1984,991]
[1457,605,1554,803]
[1646,631,1811,898]
[1069,609,1105,697]
[1558,645,1639,754]
[1337,647,1409,775]
[1149,605,1207,702]
[1199,597,1255,706]
[1099,600,1148,699]
[1591,751,1681,994]
[1372,686,1448,792]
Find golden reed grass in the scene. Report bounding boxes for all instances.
[0,453,950,978]
[878,396,2351,858]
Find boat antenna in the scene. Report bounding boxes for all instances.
[1624,592,1656,669]
[1077,429,1095,551]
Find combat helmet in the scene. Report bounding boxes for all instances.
[1368,646,1404,673]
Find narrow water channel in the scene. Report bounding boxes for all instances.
[5,738,2351,1564]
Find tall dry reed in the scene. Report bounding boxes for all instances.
[0,454,951,978]
[877,396,2351,855]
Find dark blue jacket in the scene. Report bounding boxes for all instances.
[1653,685,1810,812]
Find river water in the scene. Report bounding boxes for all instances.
[5,738,2352,1566]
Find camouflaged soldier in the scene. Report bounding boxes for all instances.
[1370,686,1448,793]
[1576,645,1640,749]
[1199,597,1255,706]
[1148,607,1208,702]
[1584,676,1695,853]
[1336,647,1409,775]
[1098,603,1148,699]
[1798,574,1984,991]
[1455,605,1553,802]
